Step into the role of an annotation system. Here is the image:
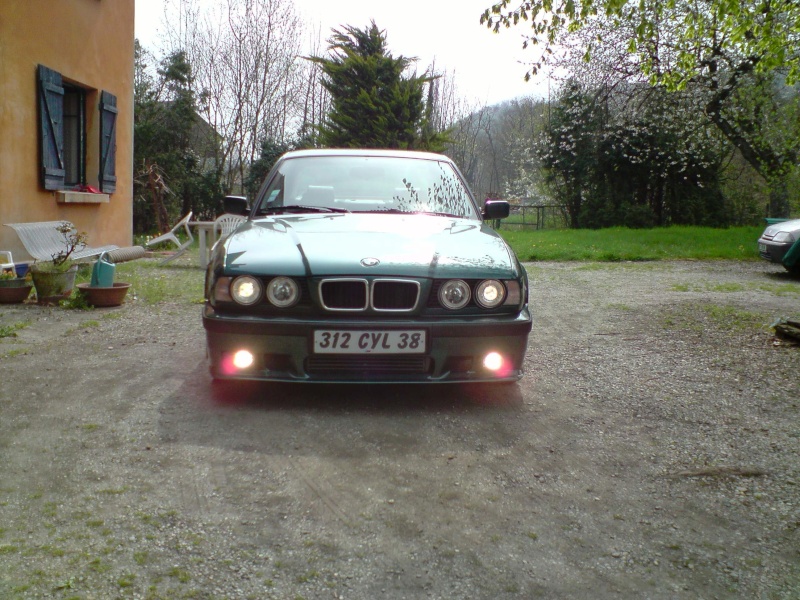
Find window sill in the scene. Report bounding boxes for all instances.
[56,191,110,204]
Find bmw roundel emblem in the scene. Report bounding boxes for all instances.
[361,257,380,267]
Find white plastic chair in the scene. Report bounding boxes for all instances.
[1,251,16,277]
[213,214,245,240]
[146,211,193,264]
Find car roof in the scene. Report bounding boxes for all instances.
[279,148,455,163]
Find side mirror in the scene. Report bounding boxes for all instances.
[482,199,510,220]
[223,195,249,216]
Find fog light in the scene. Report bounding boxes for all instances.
[483,352,503,371]
[232,350,254,369]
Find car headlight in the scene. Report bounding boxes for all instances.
[475,279,506,308]
[773,231,796,243]
[439,279,471,310]
[230,276,263,305]
[266,276,300,308]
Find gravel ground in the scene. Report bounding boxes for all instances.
[0,259,798,600]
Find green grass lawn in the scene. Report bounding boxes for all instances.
[499,225,765,262]
[70,256,205,306]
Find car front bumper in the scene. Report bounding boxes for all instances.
[203,304,532,383]
[758,237,793,263]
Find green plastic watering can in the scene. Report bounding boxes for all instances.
[90,252,115,288]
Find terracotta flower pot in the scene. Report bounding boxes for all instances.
[0,279,33,303]
[76,282,131,307]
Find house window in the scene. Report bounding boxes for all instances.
[37,64,117,193]
[62,86,86,187]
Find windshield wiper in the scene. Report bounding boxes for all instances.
[416,211,463,218]
[362,208,409,214]
[365,208,462,218]
[258,205,349,215]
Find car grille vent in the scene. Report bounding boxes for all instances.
[372,280,419,311]
[320,279,368,310]
[306,355,432,377]
[319,278,419,312]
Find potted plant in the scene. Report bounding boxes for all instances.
[76,252,131,307]
[30,223,87,304]
[0,270,33,303]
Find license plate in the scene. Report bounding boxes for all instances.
[313,330,426,354]
[758,243,767,253]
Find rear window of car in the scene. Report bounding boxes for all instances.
[256,155,479,219]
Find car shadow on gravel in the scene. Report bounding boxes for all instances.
[156,360,526,459]
[207,378,524,412]
[764,269,800,282]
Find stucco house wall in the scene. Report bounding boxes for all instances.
[0,0,134,263]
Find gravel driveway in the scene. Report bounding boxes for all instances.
[1,260,798,599]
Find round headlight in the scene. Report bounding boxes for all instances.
[475,279,506,308]
[231,276,262,305]
[266,276,300,308]
[439,279,471,310]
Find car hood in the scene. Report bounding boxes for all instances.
[762,218,800,236]
[220,213,519,279]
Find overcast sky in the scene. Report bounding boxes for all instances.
[134,0,548,106]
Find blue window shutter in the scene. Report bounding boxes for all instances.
[38,65,65,190]
[99,90,117,193]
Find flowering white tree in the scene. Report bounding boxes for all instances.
[483,0,800,216]
[537,79,732,228]
[482,0,800,87]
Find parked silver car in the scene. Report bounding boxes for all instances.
[758,218,800,274]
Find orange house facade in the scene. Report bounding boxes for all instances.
[0,0,135,263]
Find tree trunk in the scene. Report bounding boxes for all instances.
[769,179,790,219]
[704,57,794,218]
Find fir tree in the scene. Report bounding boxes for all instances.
[308,22,447,151]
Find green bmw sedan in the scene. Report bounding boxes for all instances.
[203,149,532,383]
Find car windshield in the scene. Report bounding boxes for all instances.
[254,155,479,219]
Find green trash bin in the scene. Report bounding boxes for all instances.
[782,237,800,270]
